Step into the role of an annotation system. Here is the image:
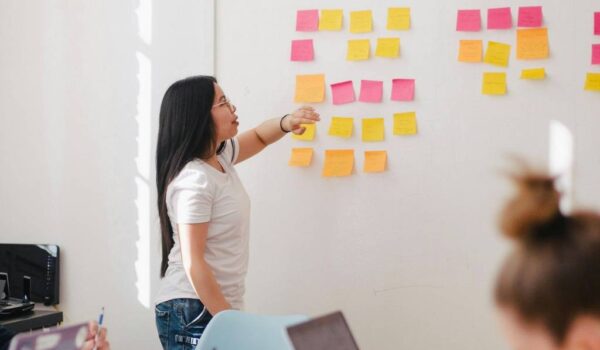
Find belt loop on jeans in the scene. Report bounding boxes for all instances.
[174,334,200,345]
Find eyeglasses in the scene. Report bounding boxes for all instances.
[212,97,236,113]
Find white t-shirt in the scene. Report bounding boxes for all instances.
[155,138,250,310]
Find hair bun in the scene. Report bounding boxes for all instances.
[499,171,562,241]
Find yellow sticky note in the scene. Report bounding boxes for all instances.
[362,118,385,142]
[328,117,353,138]
[375,38,400,58]
[482,72,507,95]
[517,28,549,60]
[521,68,546,80]
[387,7,410,30]
[364,151,387,173]
[289,148,313,167]
[319,9,343,31]
[458,40,483,63]
[484,41,511,67]
[585,73,600,91]
[322,150,354,177]
[292,123,316,141]
[294,74,325,103]
[350,10,372,33]
[393,112,417,135]
[347,39,370,61]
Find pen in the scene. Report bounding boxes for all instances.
[92,307,104,350]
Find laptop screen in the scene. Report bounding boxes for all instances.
[286,311,360,350]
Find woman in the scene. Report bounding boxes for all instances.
[495,169,600,349]
[154,75,319,349]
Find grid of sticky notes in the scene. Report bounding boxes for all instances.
[291,8,417,177]
[456,6,551,95]
[585,11,600,92]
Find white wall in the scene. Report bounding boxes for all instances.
[215,0,600,349]
[0,1,214,348]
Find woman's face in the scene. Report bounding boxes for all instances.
[497,307,562,350]
[211,83,239,142]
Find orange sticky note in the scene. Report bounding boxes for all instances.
[362,118,385,141]
[364,151,387,173]
[517,28,549,60]
[347,39,370,61]
[350,10,372,33]
[289,148,313,167]
[393,112,417,135]
[322,150,354,177]
[294,74,325,103]
[484,41,511,67]
[458,40,483,63]
[387,8,411,30]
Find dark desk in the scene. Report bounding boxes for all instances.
[0,309,63,333]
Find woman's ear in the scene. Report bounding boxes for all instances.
[564,316,600,350]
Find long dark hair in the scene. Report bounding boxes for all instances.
[495,170,600,344]
[156,75,225,277]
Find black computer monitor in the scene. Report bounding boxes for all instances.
[0,244,59,305]
[286,311,360,350]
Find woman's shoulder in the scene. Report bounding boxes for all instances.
[168,160,212,192]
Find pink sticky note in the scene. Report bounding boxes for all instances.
[296,9,319,31]
[518,6,543,28]
[291,39,314,61]
[391,79,415,101]
[359,80,383,103]
[457,9,481,32]
[595,12,600,35]
[331,81,356,105]
[487,7,512,29]
[593,44,600,65]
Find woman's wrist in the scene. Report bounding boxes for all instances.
[280,114,291,133]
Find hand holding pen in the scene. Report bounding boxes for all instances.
[83,307,110,350]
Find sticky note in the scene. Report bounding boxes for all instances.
[291,39,314,61]
[328,117,354,138]
[375,38,400,58]
[595,12,600,35]
[487,7,512,29]
[585,73,600,91]
[393,112,417,135]
[364,151,387,173]
[391,79,415,101]
[458,40,483,63]
[296,9,319,32]
[331,81,355,105]
[295,74,325,103]
[521,68,546,80]
[518,6,543,28]
[292,123,316,141]
[289,148,313,167]
[592,44,600,65]
[359,80,383,103]
[484,41,511,67]
[347,39,370,61]
[350,10,372,33]
[387,7,411,30]
[516,28,549,60]
[482,72,507,95]
[319,9,343,31]
[362,118,385,141]
[457,9,481,32]
[322,150,354,177]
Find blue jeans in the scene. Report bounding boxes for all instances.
[155,298,213,350]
